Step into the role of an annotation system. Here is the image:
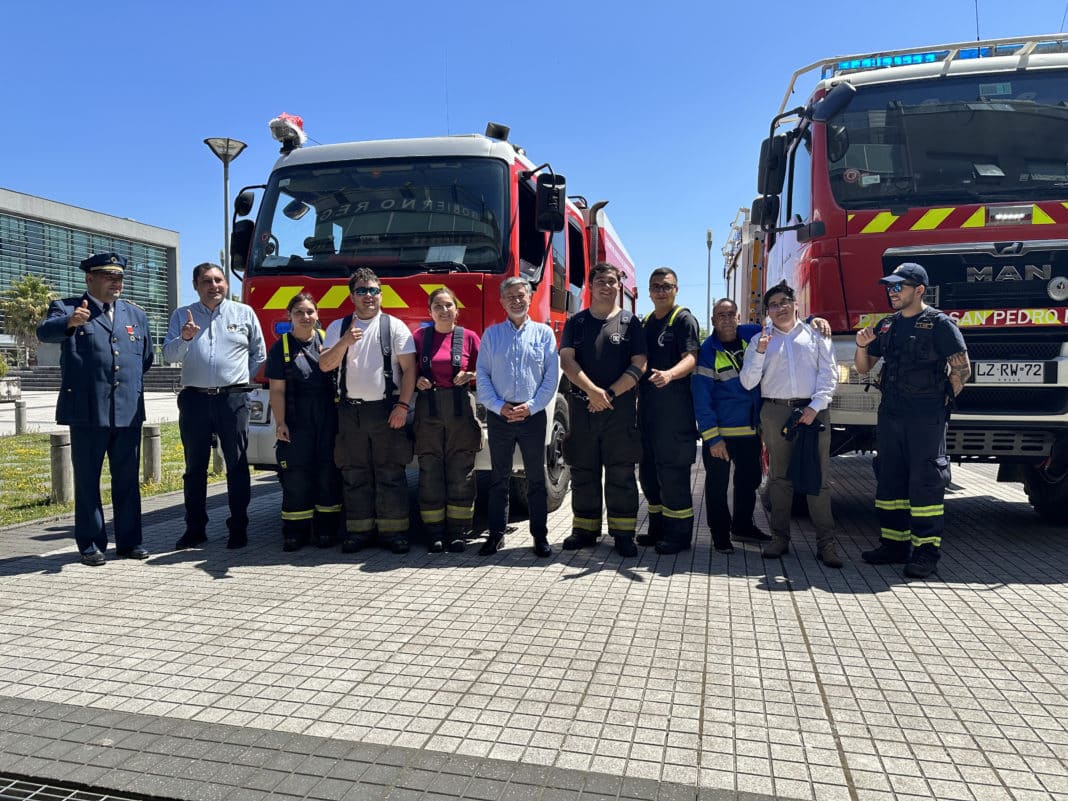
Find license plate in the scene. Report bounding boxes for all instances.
[972,361,1045,384]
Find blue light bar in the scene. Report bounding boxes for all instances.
[834,46,993,75]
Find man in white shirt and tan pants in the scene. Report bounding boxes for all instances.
[740,280,842,567]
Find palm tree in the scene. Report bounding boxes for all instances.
[0,275,57,366]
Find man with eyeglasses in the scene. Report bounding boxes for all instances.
[855,262,969,579]
[740,280,841,567]
[321,268,417,554]
[38,253,154,566]
[165,262,266,551]
[636,267,701,554]
[692,298,769,555]
[476,277,560,557]
[560,262,648,557]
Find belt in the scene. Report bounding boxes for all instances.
[342,397,390,407]
[766,397,811,407]
[184,385,252,395]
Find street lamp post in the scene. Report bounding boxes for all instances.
[204,137,248,286]
[705,229,714,334]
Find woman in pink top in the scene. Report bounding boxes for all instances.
[412,287,482,553]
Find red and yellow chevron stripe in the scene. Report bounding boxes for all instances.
[848,202,1068,235]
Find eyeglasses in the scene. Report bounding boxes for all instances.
[649,283,677,293]
[767,300,794,311]
[352,286,382,296]
[885,283,917,293]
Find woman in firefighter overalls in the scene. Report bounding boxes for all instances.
[412,287,481,553]
[266,293,342,551]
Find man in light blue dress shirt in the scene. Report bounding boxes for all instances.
[163,263,266,550]
[475,277,560,557]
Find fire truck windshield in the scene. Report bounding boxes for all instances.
[248,156,508,276]
[825,69,1068,210]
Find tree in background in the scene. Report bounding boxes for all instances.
[1,275,57,366]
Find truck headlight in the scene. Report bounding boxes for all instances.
[248,398,269,424]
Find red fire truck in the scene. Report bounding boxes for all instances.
[752,34,1068,522]
[230,120,637,511]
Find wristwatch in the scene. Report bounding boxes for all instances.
[606,388,617,400]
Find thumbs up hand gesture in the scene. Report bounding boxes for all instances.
[69,299,91,328]
[181,309,200,341]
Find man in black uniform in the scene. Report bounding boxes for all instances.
[560,263,647,557]
[637,267,701,554]
[37,253,154,566]
[855,262,970,579]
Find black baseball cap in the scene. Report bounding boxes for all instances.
[879,262,928,286]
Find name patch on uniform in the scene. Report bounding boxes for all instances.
[915,320,934,329]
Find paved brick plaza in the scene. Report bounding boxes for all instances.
[0,457,1065,800]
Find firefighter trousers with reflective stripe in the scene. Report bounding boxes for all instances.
[702,434,763,549]
[875,411,949,549]
[413,390,481,535]
[638,385,696,544]
[335,400,413,539]
[564,397,642,537]
[760,403,835,542]
[277,397,342,542]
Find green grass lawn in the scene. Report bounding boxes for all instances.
[0,422,230,528]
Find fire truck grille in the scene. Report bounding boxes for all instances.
[964,341,1063,360]
[956,387,1068,415]
[946,427,1053,457]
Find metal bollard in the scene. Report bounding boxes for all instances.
[142,424,161,484]
[211,435,225,474]
[14,400,27,434]
[50,432,73,504]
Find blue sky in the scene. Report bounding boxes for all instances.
[5,0,1068,317]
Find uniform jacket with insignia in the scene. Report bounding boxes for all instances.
[37,294,154,427]
[692,323,762,446]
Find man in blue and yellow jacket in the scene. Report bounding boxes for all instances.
[692,298,767,553]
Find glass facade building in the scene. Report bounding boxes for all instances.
[0,188,179,364]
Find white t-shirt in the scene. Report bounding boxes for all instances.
[323,312,415,401]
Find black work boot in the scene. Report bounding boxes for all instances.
[904,545,939,578]
[761,535,790,558]
[637,513,664,547]
[613,536,637,557]
[655,538,692,555]
[562,530,600,550]
[861,538,911,565]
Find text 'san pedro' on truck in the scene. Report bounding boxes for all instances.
[230,117,637,512]
[751,34,1068,522]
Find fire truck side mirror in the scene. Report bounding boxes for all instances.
[757,136,787,196]
[796,220,826,243]
[811,81,856,123]
[231,219,254,274]
[536,173,567,232]
[751,195,779,230]
[234,190,255,218]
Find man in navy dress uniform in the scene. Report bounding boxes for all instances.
[37,253,154,566]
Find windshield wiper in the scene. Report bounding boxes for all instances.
[421,261,469,273]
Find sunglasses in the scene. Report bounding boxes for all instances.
[352,286,382,296]
[649,283,677,293]
[885,283,918,293]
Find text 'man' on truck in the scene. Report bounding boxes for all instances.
[229,120,637,512]
[751,34,1068,522]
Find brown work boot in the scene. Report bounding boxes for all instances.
[817,541,844,568]
[761,535,790,558]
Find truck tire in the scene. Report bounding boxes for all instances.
[510,395,571,514]
[1023,466,1068,524]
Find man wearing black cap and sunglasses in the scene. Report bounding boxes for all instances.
[855,262,969,579]
[37,253,154,566]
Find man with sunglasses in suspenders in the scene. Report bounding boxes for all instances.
[321,268,417,554]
